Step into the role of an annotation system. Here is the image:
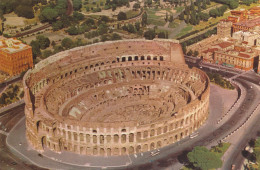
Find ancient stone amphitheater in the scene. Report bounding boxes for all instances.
[23,39,210,156]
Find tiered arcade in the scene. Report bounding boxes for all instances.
[23,39,210,156]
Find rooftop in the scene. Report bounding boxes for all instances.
[216,42,234,49]
[0,37,31,54]
[234,17,260,28]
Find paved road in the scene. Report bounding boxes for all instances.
[199,63,260,170]
[0,104,47,170]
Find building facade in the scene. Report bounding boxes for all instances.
[0,37,33,76]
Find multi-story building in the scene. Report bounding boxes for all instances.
[217,20,233,38]
[233,17,260,33]
[0,37,33,76]
[201,32,259,71]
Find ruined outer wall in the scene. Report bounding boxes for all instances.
[23,39,209,156]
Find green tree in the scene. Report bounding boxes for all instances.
[127,24,136,33]
[73,0,82,11]
[61,37,74,49]
[117,11,127,20]
[42,50,53,59]
[158,32,166,38]
[52,20,63,31]
[179,12,185,20]
[36,35,50,50]
[141,11,148,26]
[14,5,34,19]
[135,22,140,31]
[144,29,155,40]
[30,40,41,59]
[111,33,122,40]
[39,7,59,23]
[209,8,219,18]
[188,146,222,170]
[97,24,108,35]
[73,11,84,21]
[229,0,239,9]
[133,3,140,10]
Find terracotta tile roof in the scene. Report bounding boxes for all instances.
[234,17,260,27]
[238,53,251,58]
[202,48,219,53]
[216,42,233,48]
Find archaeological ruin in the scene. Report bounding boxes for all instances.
[23,39,210,156]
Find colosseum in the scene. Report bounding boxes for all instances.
[23,39,210,156]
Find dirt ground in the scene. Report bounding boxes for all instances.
[4,13,25,27]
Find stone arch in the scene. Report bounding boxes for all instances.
[143,131,148,138]
[121,147,126,154]
[137,132,141,142]
[121,134,126,143]
[114,148,119,155]
[157,141,162,148]
[114,134,119,143]
[157,127,162,135]
[160,56,164,61]
[100,148,105,156]
[93,147,98,155]
[107,148,111,156]
[185,129,188,136]
[100,135,104,144]
[181,119,184,127]
[143,144,148,152]
[163,126,168,133]
[150,129,155,137]
[175,134,178,141]
[41,136,47,149]
[36,120,42,132]
[150,142,155,150]
[163,138,168,145]
[129,133,134,142]
[185,117,189,124]
[136,145,141,153]
[129,146,134,154]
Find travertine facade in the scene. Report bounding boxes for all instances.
[23,39,210,156]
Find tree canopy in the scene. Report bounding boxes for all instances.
[117,12,127,21]
[188,146,222,170]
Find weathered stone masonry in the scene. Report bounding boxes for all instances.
[23,39,210,156]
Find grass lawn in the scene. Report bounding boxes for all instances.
[125,10,140,19]
[210,143,231,158]
[146,8,167,26]
[176,25,193,38]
